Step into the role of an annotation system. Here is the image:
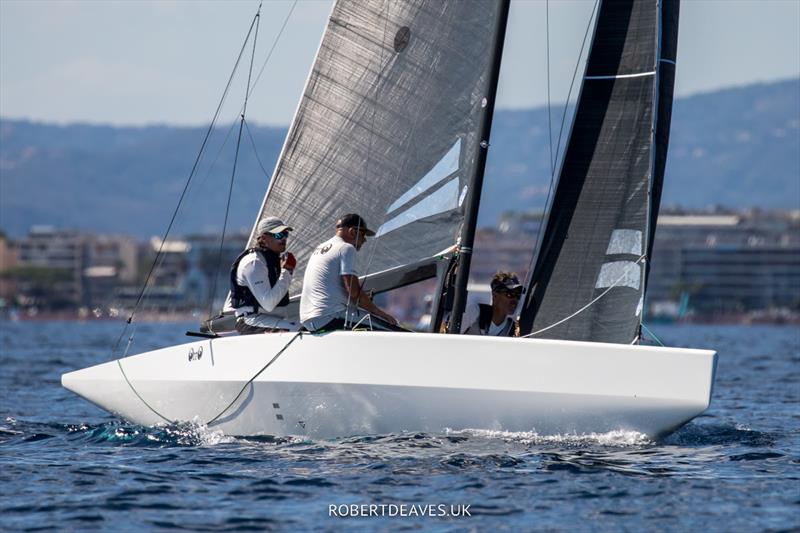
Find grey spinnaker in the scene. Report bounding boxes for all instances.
[519,0,680,343]
[250,0,503,295]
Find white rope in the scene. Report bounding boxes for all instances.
[350,313,374,331]
[522,255,646,338]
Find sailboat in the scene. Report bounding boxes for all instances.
[62,0,717,439]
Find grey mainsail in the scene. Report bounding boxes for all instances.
[519,0,680,343]
[250,0,504,296]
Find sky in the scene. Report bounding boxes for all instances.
[1,0,799,127]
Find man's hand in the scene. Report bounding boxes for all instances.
[282,252,297,273]
[342,274,397,325]
[377,311,398,326]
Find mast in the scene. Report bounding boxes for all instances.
[447,0,511,334]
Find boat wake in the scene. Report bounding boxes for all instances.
[1,416,779,456]
[446,428,654,447]
[1,417,235,448]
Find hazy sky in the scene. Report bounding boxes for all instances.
[1,0,798,126]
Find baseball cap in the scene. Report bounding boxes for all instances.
[256,216,293,236]
[336,213,376,236]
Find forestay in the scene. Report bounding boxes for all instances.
[519,0,680,343]
[250,0,503,295]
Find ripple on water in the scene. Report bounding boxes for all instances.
[2,323,799,531]
[663,422,778,447]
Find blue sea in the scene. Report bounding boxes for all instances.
[1,321,798,532]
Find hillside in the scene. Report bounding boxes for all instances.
[1,78,798,238]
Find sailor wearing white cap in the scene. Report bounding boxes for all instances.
[228,216,299,334]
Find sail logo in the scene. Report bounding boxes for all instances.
[376,139,463,237]
[188,346,203,362]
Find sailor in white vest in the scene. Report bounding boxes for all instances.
[228,216,298,334]
[461,272,522,337]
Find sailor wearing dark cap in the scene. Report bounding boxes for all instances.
[228,216,298,334]
[300,213,397,332]
[460,272,522,337]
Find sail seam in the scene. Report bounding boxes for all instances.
[585,71,655,80]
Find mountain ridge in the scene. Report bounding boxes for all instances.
[1,78,798,238]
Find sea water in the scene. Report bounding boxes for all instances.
[1,321,797,531]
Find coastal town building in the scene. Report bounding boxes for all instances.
[11,227,140,312]
[184,233,249,309]
[386,208,800,323]
[14,226,86,308]
[82,234,139,309]
[648,209,800,317]
[2,209,798,321]
[0,232,18,304]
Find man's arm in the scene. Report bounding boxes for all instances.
[341,274,397,325]
[242,257,292,313]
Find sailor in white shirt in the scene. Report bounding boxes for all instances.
[460,272,522,337]
[300,213,398,332]
[228,216,298,334]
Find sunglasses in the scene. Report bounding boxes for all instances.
[496,289,522,298]
[270,231,289,240]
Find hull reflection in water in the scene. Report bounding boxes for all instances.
[61,332,716,439]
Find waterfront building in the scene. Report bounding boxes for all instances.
[470,211,542,282]
[15,226,86,308]
[81,234,139,309]
[0,232,18,304]
[387,209,800,324]
[183,233,249,309]
[649,210,800,316]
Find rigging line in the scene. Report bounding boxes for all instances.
[208,332,302,426]
[522,255,646,338]
[546,0,554,176]
[519,0,599,299]
[208,5,263,318]
[243,119,273,177]
[117,359,174,425]
[116,330,303,429]
[351,313,374,331]
[110,233,177,356]
[552,0,598,167]
[246,0,299,102]
[193,0,294,196]
[113,12,259,355]
[640,322,665,347]
[192,118,240,198]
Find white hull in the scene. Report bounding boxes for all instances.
[62,332,717,439]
